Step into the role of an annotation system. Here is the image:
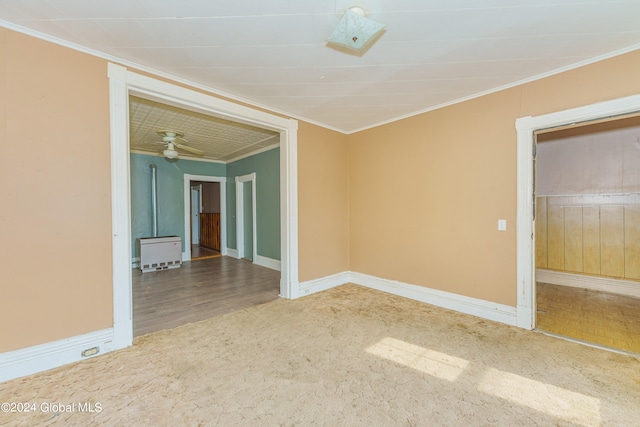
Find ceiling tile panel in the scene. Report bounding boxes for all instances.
[0,1,63,20]
[186,0,247,17]
[129,96,278,161]
[41,0,110,19]
[110,47,198,69]
[95,19,160,47]
[135,18,201,47]
[185,45,334,68]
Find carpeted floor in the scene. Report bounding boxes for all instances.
[1,284,639,426]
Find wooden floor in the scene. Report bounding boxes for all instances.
[536,282,640,354]
[133,256,280,337]
[191,244,221,260]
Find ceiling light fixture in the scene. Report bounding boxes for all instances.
[327,7,386,52]
[163,142,179,159]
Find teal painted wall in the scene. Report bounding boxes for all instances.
[130,153,226,257]
[227,147,281,260]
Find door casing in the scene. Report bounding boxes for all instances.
[191,184,201,244]
[108,63,299,351]
[236,173,257,261]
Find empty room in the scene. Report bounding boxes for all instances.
[1,2,639,425]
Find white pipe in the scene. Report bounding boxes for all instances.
[150,164,158,237]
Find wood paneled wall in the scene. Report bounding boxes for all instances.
[536,194,640,280]
[200,213,221,250]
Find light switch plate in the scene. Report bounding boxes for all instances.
[498,219,507,231]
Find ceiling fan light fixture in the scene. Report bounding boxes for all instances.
[327,7,386,52]
[163,142,179,159]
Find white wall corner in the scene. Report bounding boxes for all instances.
[0,329,115,383]
[254,255,281,271]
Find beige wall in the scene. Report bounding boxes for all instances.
[298,122,350,281]
[348,91,520,305]
[347,50,640,306]
[0,29,113,352]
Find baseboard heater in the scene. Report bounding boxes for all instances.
[137,236,182,273]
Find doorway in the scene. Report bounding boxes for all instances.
[108,64,299,350]
[533,116,640,353]
[183,174,227,262]
[190,180,222,261]
[515,93,640,333]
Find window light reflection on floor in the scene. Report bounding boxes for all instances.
[365,337,469,382]
[366,337,602,425]
[477,367,601,426]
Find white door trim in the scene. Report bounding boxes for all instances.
[515,93,640,330]
[235,173,257,261]
[190,184,202,245]
[183,175,227,260]
[108,63,299,352]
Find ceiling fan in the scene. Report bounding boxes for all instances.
[156,130,204,159]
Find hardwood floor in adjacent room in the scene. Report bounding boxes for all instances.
[536,282,640,354]
[191,244,221,260]
[133,256,280,337]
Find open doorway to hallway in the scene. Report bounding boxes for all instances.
[534,115,640,354]
[190,180,222,261]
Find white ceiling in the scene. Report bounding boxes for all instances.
[2,0,640,135]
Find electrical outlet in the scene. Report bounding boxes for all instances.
[81,346,99,358]
[498,219,507,231]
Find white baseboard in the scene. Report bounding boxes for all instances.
[350,272,517,326]
[226,248,239,258]
[254,255,281,271]
[297,271,517,326]
[224,249,279,270]
[0,329,115,383]
[536,269,640,298]
[299,271,352,297]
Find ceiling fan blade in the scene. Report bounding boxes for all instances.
[175,143,204,155]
